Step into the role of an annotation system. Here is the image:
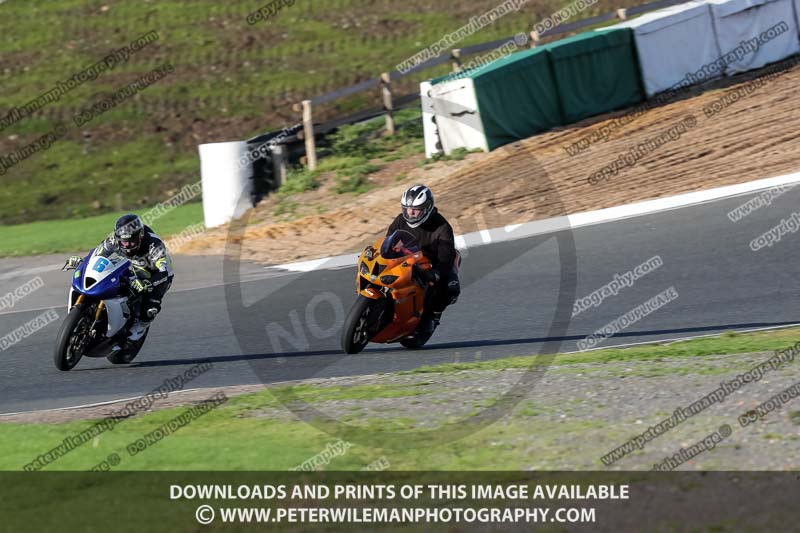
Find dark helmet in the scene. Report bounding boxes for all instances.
[400,185,434,228]
[114,214,145,255]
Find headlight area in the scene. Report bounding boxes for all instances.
[379,275,399,285]
[360,262,370,276]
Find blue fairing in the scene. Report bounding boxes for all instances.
[71,251,132,300]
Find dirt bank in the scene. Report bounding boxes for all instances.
[178,58,800,265]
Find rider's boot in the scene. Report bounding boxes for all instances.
[127,307,158,342]
[127,321,149,342]
[419,311,442,335]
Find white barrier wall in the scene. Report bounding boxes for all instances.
[420,81,443,159]
[708,0,800,74]
[610,2,722,96]
[795,0,800,33]
[198,141,253,229]
[429,78,489,155]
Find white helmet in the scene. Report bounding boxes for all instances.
[400,185,434,228]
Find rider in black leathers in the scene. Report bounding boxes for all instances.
[65,214,174,337]
[386,185,460,333]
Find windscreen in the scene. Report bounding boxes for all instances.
[99,247,124,261]
[380,230,419,259]
[94,242,128,268]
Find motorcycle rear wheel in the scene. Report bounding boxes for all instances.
[107,329,149,365]
[400,328,433,350]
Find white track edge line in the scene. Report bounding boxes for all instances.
[270,170,800,272]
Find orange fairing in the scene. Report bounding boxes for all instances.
[356,238,432,343]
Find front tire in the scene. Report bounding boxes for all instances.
[54,304,92,371]
[341,296,378,354]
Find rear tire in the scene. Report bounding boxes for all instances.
[107,329,148,365]
[400,329,433,350]
[54,305,92,371]
[341,296,378,354]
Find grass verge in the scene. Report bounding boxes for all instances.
[404,327,800,374]
[1,326,798,471]
[0,202,203,256]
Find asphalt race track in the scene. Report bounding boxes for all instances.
[2,187,799,414]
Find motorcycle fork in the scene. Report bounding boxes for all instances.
[370,297,393,336]
[89,302,105,337]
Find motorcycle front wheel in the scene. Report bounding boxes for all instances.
[341,296,380,355]
[53,304,92,371]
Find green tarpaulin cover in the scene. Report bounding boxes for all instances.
[427,27,644,151]
[471,47,564,151]
[545,27,644,123]
[431,46,563,151]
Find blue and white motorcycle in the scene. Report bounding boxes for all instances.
[56,246,150,371]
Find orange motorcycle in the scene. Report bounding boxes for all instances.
[341,230,438,354]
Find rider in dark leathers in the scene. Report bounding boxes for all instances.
[386,185,460,333]
[65,214,174,338]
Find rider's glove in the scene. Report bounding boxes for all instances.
[62,256,83,271]
[130,278,153,294]
[364,245,375,260]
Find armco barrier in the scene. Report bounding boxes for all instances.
[274,0,689,168]
[219,0,800,221]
